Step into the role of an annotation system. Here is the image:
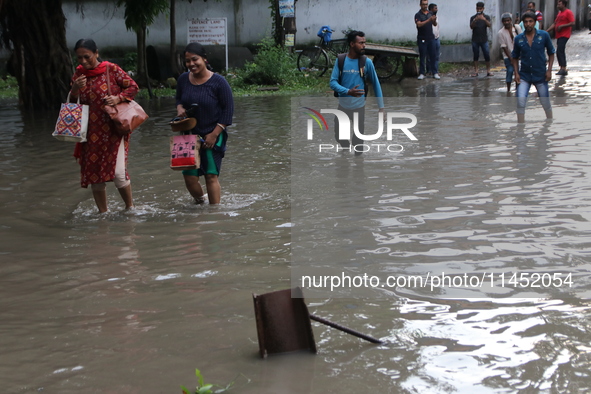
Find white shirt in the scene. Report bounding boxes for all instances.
[432,15,440,39]
[497,24,522,59]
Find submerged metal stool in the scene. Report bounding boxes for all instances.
[253,287,382,358]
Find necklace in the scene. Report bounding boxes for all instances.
[190,70,213,85]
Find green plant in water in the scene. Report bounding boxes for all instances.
[181,369,237,394]
[181,369,214,394]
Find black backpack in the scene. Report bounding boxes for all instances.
[334,53,369,98]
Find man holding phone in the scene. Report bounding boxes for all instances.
[415,0,438,80]
[428,3,440,79]
[470,2,492,77]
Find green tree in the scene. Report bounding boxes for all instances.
[117,0,168,94]
[0,0,73,109]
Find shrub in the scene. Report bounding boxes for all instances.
[123,52,137,73]
[242,38,296,85]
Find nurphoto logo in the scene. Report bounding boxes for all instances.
[303,107,418,153]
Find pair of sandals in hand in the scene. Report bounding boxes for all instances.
[169,116,196,132]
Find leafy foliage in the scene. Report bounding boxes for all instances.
[116,0,168,31]
[123,52,138,72]
[181,369,238,394]
[240,38,297,85]
[0,75,18,98]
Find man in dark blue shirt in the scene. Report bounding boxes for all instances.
[415,0,437,80]
[511,12,555,123]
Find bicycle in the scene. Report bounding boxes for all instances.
[297,28,403,80]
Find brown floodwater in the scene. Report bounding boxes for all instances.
[1,58,591,393]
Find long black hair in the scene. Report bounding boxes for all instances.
[184,42,213,71]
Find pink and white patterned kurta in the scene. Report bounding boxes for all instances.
[72,62,139,188]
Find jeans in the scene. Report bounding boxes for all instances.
[503,57,514,84]
[428,38,440,74]
[556,37,569,68]
[471,41,490,62]
[334,105,366,149]
[516,78,551,114]
[417,38,437,75]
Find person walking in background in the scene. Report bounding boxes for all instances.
[546,0,575,76]
[519,2,540,32]
[470,2,493,77]
[329,30,384,155]
[415,0,437,80]
[175,43,234,204]
[428,3,441,80]
[497,12,522,92]
[70,38,139,213]
[529,2,544,29]
[512,12,555,123]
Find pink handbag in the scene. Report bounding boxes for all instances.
[103,65,148,136]
[170,134,201,170]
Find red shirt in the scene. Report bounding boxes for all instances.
[555,8,574,39]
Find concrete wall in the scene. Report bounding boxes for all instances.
[60,0,547,63]
[295,0,500,45]
[62,0,522,47]
[62,0,272,49]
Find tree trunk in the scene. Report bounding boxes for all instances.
[136,26,154,98]
[0,0,73,109]
[170,0,178,77]
[272,0,282,46]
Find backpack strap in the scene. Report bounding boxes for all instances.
[337,53,347,85]
[358,55,368,97]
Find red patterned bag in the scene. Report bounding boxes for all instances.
[170,134,201,170]
[52,93,89,142]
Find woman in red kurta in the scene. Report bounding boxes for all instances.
[70,39,139,213]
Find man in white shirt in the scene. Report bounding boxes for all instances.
[428,3,440,79]
[497,12,522,91]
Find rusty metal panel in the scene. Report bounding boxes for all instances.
[253,287,317,358]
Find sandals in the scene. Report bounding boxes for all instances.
[486,73,494,77]
[471,73,479,77]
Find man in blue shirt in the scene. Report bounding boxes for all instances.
[330,30,384,154]
[511,11,555,123]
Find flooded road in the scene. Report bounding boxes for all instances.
[1,32,591,393]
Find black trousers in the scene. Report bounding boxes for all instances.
[556,37,569,68]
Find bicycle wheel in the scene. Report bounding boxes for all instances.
[373,55,402,80]
[297,47,329,77]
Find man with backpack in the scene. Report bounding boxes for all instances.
[329,30,384,155]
